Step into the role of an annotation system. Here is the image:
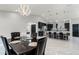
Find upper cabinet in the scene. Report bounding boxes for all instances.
[47,24,53,31]
[38,22,46,29]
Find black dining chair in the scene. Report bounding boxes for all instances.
[35,37,47,55]
[1,36,16,55]
[31,33,37,42]
[11,32,20,41]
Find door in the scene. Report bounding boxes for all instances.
[31,24,36,37]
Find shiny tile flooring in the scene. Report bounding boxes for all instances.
[45,37,79,55]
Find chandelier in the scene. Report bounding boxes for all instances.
[17,4,31,16]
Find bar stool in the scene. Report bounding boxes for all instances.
[59,32,64,39]
[63,33,68,40]
[49,32,52,38]
[53,32,57,39]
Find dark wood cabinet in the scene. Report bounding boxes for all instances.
[38,31,44,36]
[38,22,46,29]
[72,24,79,37]
[38,22,46,36]
[47,24,53,31]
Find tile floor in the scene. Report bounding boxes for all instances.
[45,37,79,55]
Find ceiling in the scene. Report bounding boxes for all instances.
[0,4,79,21]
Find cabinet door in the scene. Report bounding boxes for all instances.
[73,24,78,37]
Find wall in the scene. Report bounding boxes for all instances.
[0,11,46,37]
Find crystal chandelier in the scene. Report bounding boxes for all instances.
[17,4,31,16]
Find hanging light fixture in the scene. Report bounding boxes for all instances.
[17,4,31,16]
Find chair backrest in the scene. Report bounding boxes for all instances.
[1,36,10,55]
[11,32,20,41]
[31,33,37,42]
[36,37,47,55]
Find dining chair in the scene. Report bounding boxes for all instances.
[1,36,16,55]
[11,32,20,41]
[31,33,37,42]
[36,37,47,55]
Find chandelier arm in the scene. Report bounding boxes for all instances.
[17,4,31,16]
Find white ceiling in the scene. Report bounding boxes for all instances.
[0,4,79,21]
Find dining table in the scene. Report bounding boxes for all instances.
[8,36,37,55]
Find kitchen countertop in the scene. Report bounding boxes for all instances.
[47,31,70,34]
